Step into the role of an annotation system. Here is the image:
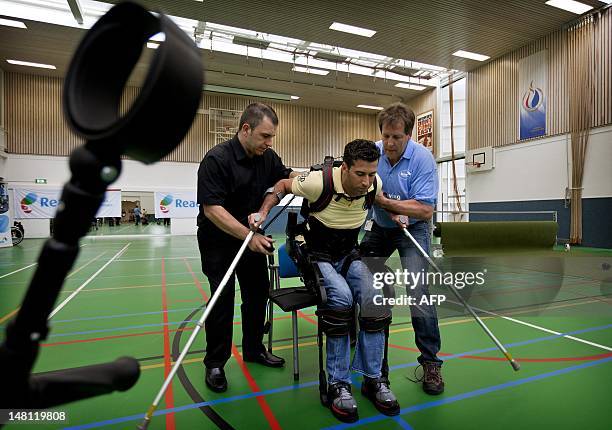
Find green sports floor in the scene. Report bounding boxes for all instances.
[1,230,611,429]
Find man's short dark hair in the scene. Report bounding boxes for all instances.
[377,102,415,135]
[238,102,279,131]
[343,139,380,168]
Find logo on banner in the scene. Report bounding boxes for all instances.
[159,195,173,213]
[21,192,38,214]
[521,81,544,112]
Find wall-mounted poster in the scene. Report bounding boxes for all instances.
[416,110,434,152]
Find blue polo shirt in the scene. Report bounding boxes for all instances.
[372,139,438,227]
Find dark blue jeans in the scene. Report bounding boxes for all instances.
[361,220,443,365]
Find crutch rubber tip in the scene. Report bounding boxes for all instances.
[137,418,150,430]
[511,360,521,371]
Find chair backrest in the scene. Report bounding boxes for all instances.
[278,243,300,278]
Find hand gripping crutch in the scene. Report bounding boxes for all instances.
[399,218,520,372]
[138,213,267,429]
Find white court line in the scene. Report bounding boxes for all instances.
[0,263,37,279]
[48,243,131,319]
[84,234,172,240]
[448,299,612,352]
[116,256,199,262]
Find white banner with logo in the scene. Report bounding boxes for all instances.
[154,191,198,218]
[519,49,547,140]
[13,187,62,219]
[0,182,11,248]
[96,190,121,218]
[13,187,122,219]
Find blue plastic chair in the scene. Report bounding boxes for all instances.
[267,243,319,380]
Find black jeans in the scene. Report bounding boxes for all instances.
[198,229,269,368]
[361,221,443,364]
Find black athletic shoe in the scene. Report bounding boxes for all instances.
[327,382,359,423]
[361,376,400,416]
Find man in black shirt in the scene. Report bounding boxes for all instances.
[197,103,297,393]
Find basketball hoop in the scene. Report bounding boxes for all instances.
[465,161,482,168]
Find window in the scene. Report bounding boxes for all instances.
[436,77,467,222]
[439,78,466,156]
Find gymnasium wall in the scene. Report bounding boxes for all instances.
[466,7,612,150]
[3,73,379,168]
[465,8,611,248]
[467,125,612,248]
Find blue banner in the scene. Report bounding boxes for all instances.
[519,50,547,140]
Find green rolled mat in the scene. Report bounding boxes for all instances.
[434,221,558,256]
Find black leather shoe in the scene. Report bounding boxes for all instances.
[243,350,285,368]
[205,367,227,393]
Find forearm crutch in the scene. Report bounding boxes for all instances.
[400,222,520,371]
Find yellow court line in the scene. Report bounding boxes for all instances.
[498,298,603,316]
[66,252,107,279]
[61,281,197,293]
[140,342,321,371]
[0,253,107,325]
[0,307,20,325]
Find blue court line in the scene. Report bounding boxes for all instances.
[50,307,201,323]
[392,416,414,430]
[62,323,612,430]
[50,303,256,325]
[321,356,612,429]
[47,310,290,338]
[390,323,612,372]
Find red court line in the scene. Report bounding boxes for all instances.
[161,258,176,429]
[184,259,283,430]
[297,310,318,325]
[231,344,282,430]
[39,314,317,347]
[388,343,612,363]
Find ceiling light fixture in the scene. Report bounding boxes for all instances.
[203,84,297,101]
[452,50,490,61]
[329,22,376,38]
[6,59,56,69]
[545,0,593,14]
[395,83,426,90]
[292,66,330,75]
[357,104,383,110]
[0,17,27,28]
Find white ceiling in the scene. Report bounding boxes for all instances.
[0,0,605,112]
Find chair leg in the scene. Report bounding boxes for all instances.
[317,325,328,406]
[266,299,274,352]
[266,266,278,353]
[292,310,299,380]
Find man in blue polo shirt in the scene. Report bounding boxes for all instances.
[360,102,444,395]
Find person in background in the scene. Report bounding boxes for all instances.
[133,206,141,225]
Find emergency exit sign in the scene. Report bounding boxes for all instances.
[35,178,47,184]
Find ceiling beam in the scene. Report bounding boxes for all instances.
[67,0,84,25]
